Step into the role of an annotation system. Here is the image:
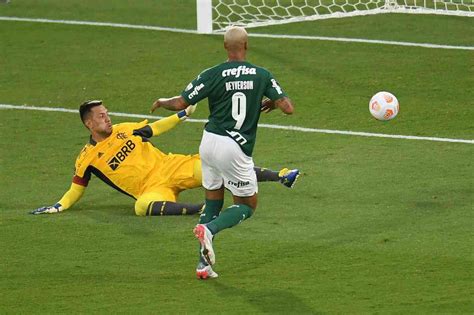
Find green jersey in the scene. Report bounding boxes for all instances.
[181,61,287,156]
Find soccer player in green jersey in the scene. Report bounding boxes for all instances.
[151,26,296,279]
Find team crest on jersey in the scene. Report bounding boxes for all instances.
[116,132,128,140]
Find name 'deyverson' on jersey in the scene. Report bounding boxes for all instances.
[225,80,254,91]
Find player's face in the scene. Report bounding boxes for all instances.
[87,105,113,137]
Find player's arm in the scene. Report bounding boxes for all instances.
[31,182,86,215]
[151,96,188,113]
[134,104,197,138]
[152,69,212,114]
[261,97,294,115]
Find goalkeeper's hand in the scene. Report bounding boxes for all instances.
[177,104,197,120]
[31,203,62,215]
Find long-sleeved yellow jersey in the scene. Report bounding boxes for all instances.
[58,114,201,210]
[73,119,198,199]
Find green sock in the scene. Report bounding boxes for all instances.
[199,199,223,224]
[207,204,253,235]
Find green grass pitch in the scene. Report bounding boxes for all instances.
[0,1,473,313]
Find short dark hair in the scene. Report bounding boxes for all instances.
[79,100,103,123]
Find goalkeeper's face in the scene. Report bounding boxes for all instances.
[86,105,113,137]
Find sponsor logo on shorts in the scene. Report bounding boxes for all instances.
[227,180,250,189]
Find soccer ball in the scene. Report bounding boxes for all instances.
[369,91,399,121]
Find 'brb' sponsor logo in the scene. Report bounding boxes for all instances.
[108,140,135,170]
[188,83,204,99]
[222,66,256,78]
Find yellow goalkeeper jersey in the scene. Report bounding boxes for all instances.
[73,120,197,199]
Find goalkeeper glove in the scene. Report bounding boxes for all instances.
[177,104,197,120]
[31,203,62,215]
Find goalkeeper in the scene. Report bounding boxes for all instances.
[32,100,299,216]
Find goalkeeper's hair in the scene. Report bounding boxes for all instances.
[79,100,103,123]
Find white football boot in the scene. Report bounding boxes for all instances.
[193,224,215,266]
[196,261,218,279]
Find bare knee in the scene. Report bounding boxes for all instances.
[233,193,258,210]
[134,199,149,216]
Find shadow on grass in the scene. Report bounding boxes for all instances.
[211,281,320,314]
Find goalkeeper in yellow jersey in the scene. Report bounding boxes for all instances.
[31,100,299,216]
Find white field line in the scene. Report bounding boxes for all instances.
[1,104,473,144]
[249,33,474,50]
[1,16,473,51]
[0,16,199,34]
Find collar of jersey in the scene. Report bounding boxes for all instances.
[89,135,97,146]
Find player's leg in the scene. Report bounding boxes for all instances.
[254,167,280,181]
[160,155,223,218]
[195,169,256,270]
[147,200,204,216]
[199,187,224,224]
[134,191,204,216]
[204,194,256,236]
[194,131,228,272]
[193,158,203,185]
[195,132,258,264]
[163,154,202,190]
[209,135,257,231]
[197,156,300,188]
[254,167,301,188]
[195,187,224,279]
[194,149,257,278]
[135,155,204,216]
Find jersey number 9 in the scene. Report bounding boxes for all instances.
[231,92,246,130]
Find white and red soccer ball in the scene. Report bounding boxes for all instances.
[369,91,399,121]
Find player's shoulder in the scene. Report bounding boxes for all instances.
[114,120,148,132]
[74,140,97,177]
[251,63,272,76]
[74,142,94,169]
[237,61,273,78]
[198,64,222,78]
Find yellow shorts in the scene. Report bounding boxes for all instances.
[134,154,202,216]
